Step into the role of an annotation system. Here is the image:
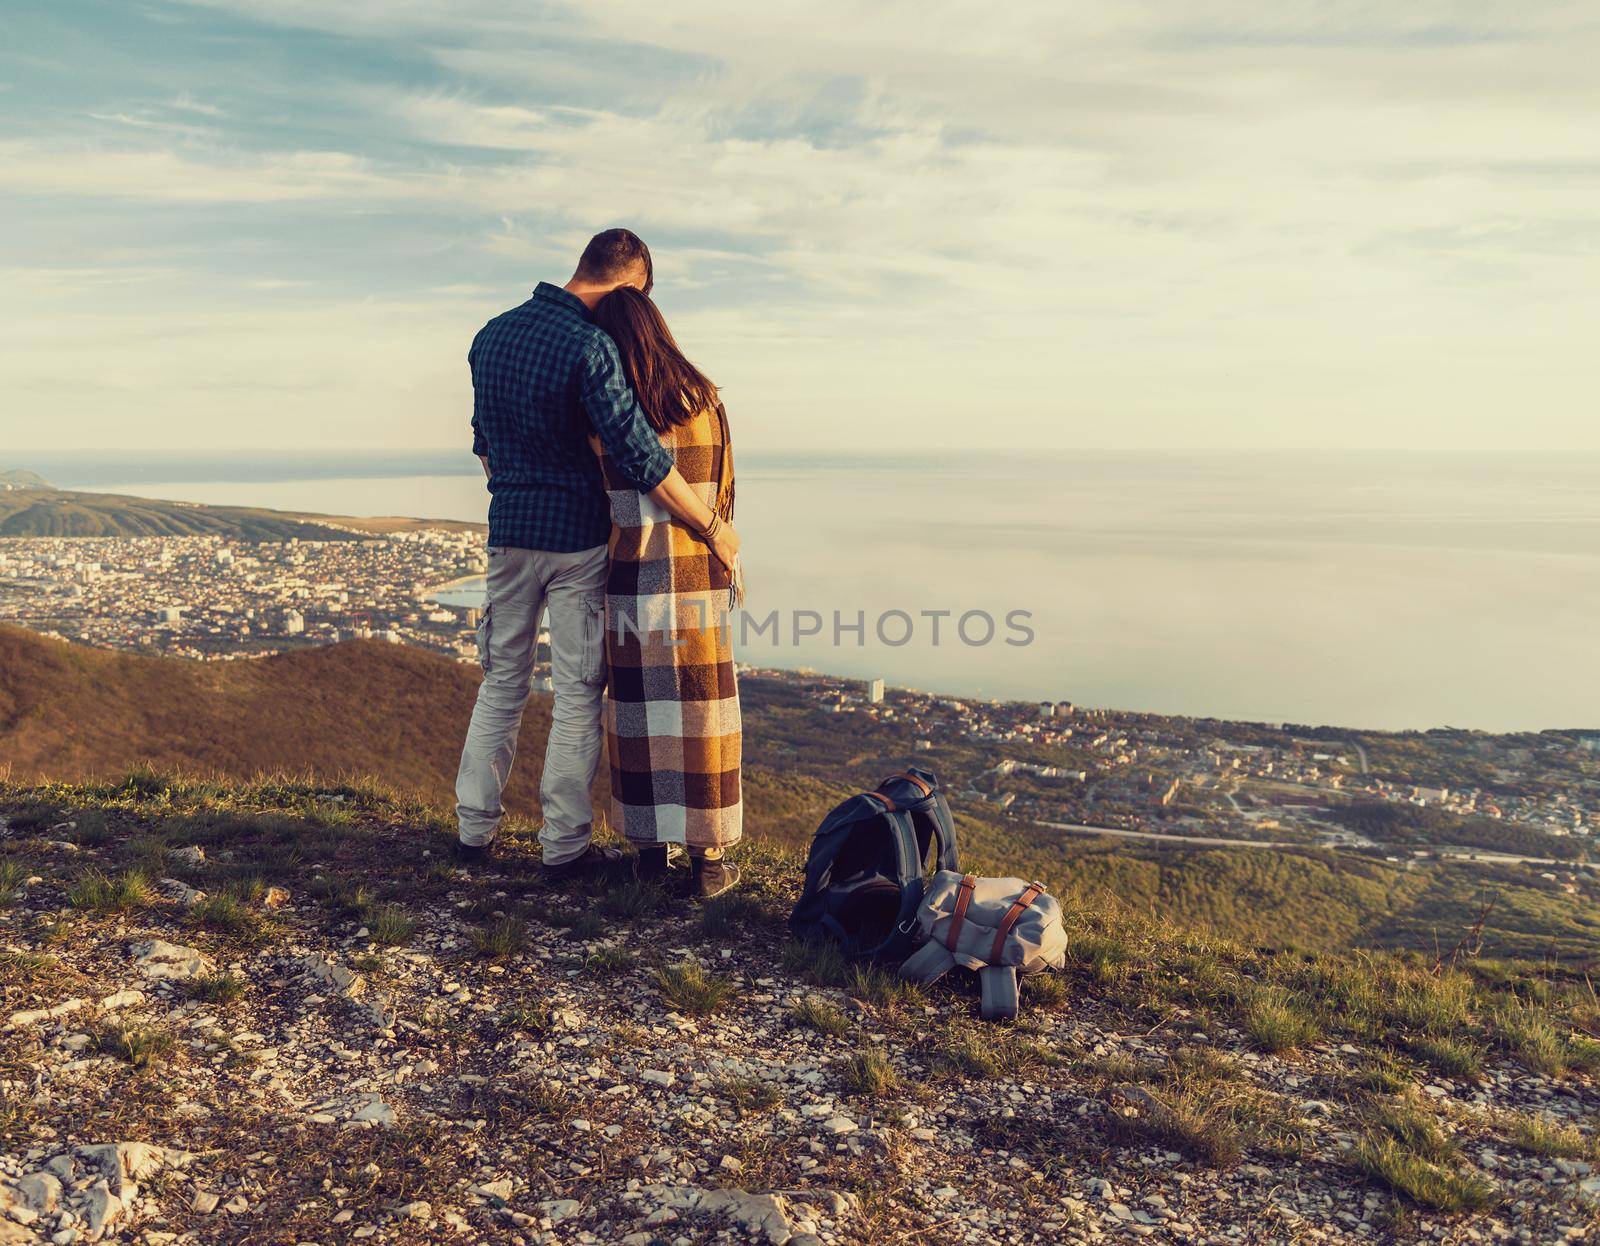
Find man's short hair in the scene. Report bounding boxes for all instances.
[574,228,652,294]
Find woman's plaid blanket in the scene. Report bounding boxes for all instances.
[597,404,741,851]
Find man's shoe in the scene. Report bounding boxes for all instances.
[541,843,624,884]
[692,855,740,901]
[453,838,493,865]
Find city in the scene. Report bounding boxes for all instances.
[3,525,1596,888]
[0,529,489,664]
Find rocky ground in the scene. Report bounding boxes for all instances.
[0,777,1597,1245]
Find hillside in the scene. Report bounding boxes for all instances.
[0,778,1596,1244]
[0,488,362,541]
[0,470,52,490]
[2,626,1596,963]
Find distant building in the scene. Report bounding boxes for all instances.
[157,606,182,624]
[866,677,885,704]
[283,610,305,636]
[1412,785,1449,804]
[1038,701,1054,718]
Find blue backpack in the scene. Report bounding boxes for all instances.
[788,767,960,962]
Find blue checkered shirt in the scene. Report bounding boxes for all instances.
[469,283,674,551]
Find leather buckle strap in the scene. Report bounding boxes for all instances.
[895,771,933,798]
[989,882,1045,963]
[944,874,977,951]
[864,790,898,813]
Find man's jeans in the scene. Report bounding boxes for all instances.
[455,544,607,865]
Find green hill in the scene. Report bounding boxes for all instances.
[1,625,1594,963]
[0,468,52,489]
[0,487,359,540]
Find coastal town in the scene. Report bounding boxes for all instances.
[3,527,1597,882]
[0,530,488,664]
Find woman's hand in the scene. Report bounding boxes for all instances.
[708,522,741,571]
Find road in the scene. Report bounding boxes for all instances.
[1037,821,1303,850]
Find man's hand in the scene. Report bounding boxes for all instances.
[708,522,741,571]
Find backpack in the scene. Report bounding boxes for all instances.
[788,767,960,962]
[899,871,1068,1020]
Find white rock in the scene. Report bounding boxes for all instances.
[820,1116,857,1135]
[15,1172,62,1213]
[7,999,86,1029]
[167,845,205,866]
[539,1198,582,1224]
[301,954,366,1000]
[349,1095,396,1126]
[99,990,145,1012]
[80,1182,123,1238]
[469,1179,513,1201]
[399,1201,431,1220]
[191,1191,220,1214]
[130,940,211,982]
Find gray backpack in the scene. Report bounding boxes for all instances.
[899,871,1067,1020]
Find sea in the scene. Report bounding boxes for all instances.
[20,449,1600,733]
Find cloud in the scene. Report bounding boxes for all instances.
[3,0,1600,451]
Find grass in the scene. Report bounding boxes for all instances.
[1353,1135,1494,1213]
[1021,972,1070,1008]
[699,892,771,939]
[1244,988,1322,1054]
[657,959,734,1016]
[1489,1109,1597,1160]
[846,964,925,1013]
[181,973,246,1005]
[1352,1095,1493,1213]
[840,1046,899,1097]
[366,904,416,947]
[1367,1098,1457,1164]
[67,868,150,913]
[791,994,851,1038]
[497,1002,555,1036]
[527,901,605,941]
[190,890,264,938]
[718,1076,784,1113]
[0,859,24,904]
[780,939,849,987]
[584,945,636,976]
[471,916,526,960]
[95,1019,176,1071]
[1405,1034,1483,1081]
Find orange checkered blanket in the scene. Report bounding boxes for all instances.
[596,403,741,851]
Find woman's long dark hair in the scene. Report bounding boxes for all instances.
[593,286,718,433]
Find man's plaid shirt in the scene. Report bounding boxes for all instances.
[470,283,674,551]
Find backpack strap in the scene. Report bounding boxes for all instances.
[978,966,1020,1021]
[894,770,933,798]
[944,874,977,952]
[989,882,1045,964]
[899,940,956,985]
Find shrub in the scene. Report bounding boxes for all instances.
[657,959,734,1016]
[472,916,527,960]
[791,995,850,1038]
[68,869,150,914]
[1354,1136,1494,1213]
[1245,989,1322,1054]
[841,1046,899,1097]
[182,973,245,1004]
[367,904,416,947]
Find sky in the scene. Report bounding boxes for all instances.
[2,1,1598,456]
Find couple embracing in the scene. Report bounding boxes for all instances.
[452,229,743,900]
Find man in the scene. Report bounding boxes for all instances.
[454,228,740,882]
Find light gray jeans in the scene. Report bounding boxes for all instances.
[454,543,608,864]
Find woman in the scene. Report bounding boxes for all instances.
[590,286,742,899]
